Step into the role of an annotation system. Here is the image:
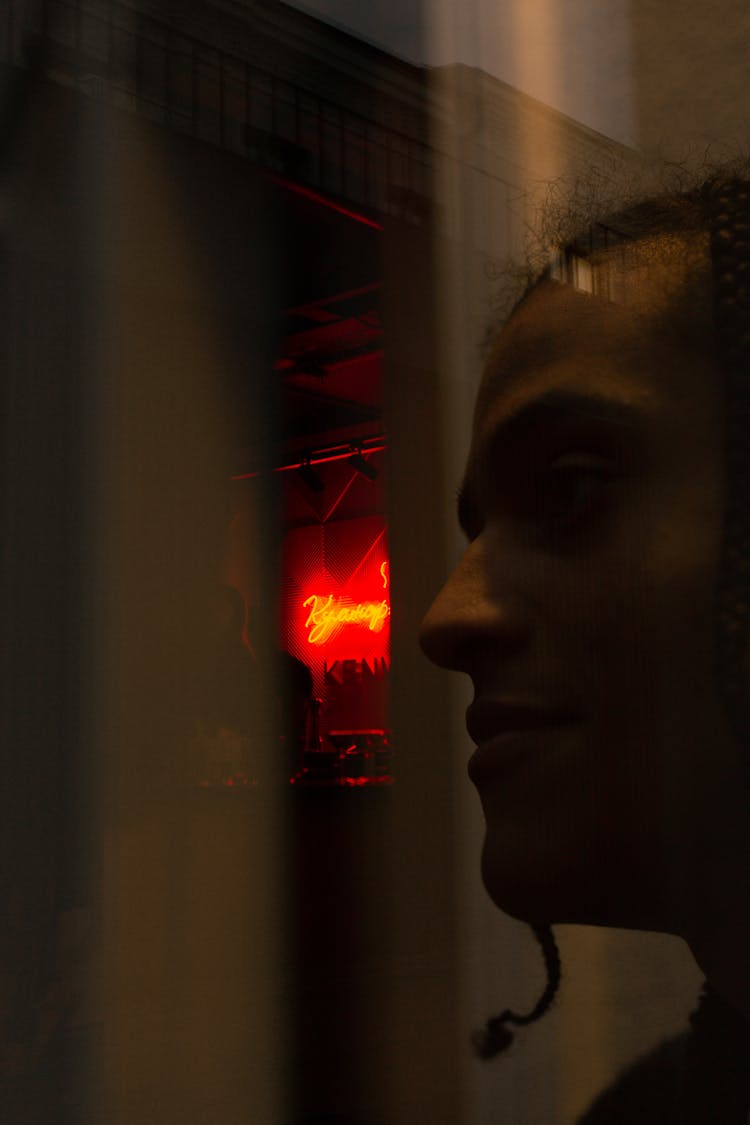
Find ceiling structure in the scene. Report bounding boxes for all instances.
[273,177,384,457]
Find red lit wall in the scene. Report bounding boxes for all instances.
[280,451,388,733]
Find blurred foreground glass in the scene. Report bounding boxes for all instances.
[6,0,750,1122]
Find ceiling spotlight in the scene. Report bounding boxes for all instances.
[297,459,325,493]
[349,450,378,482]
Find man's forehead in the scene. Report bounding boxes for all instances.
[475,279,652,424]
[473,225,716,442]
[485,230,703,356]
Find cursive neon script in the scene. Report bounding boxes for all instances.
[303,594,390,646]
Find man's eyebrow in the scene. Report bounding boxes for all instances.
[485,389,644,436]
[456,390,643,539]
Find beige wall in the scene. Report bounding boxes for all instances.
[631,0,750,159]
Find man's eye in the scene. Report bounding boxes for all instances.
[516,453,617,541]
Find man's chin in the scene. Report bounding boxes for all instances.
[479,830,670,931]
[479,836,560,923]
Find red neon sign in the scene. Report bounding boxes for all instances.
[303,594,390,645]
[302,560,390,646]
[282,518,390,674]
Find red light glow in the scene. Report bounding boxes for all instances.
[281,517,390,716]
[269,174,384,231]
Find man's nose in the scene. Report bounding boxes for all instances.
[419,539,528,675]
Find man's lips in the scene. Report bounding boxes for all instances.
[465,699,580,747]
[464,700,580,787]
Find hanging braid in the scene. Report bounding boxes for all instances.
[472,923,561,1059]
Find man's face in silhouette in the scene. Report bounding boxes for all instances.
[420,242,748,933]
